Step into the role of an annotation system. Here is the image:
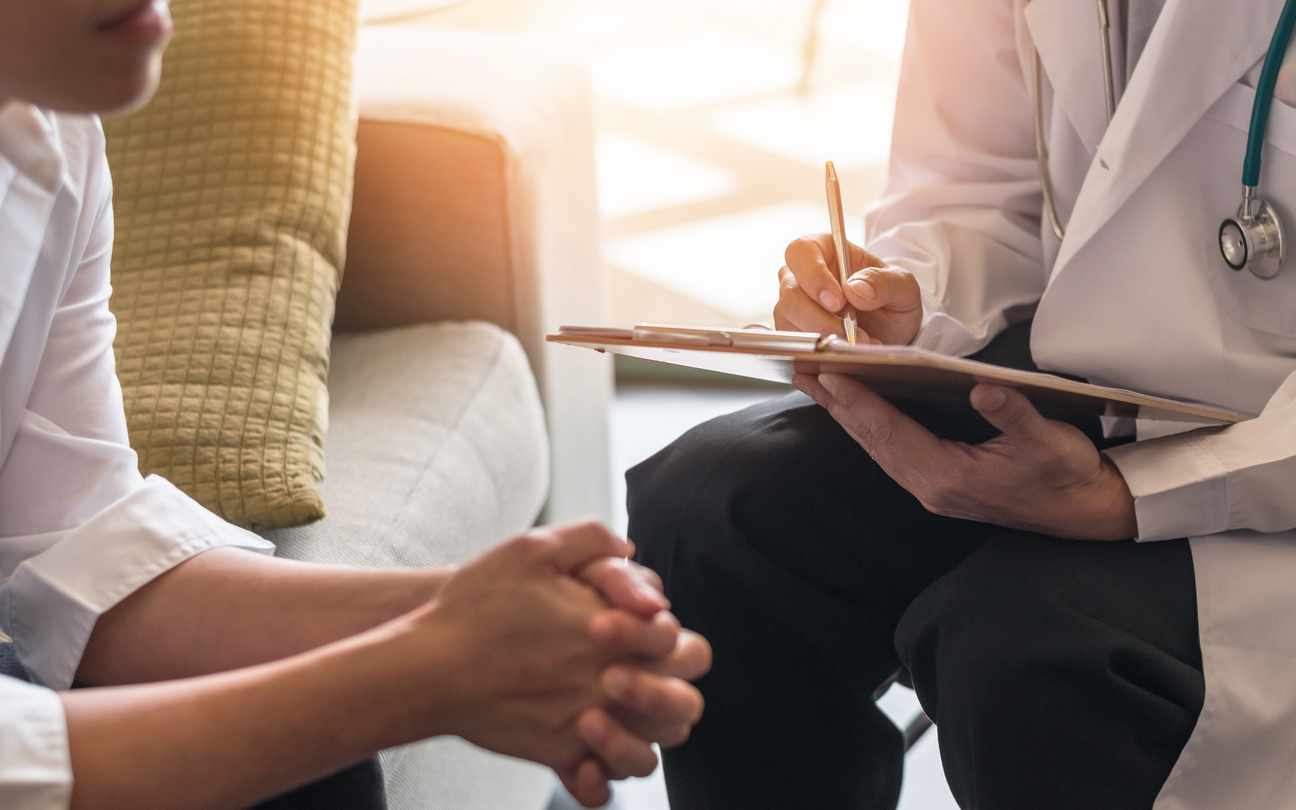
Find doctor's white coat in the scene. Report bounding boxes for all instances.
[870,0,1296,806]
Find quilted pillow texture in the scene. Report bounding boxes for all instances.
[104,0,360,529]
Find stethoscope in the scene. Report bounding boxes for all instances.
[1033,0,1296,280]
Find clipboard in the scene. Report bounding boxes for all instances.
[550,325,1247,425]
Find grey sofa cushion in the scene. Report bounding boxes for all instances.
[265,321,549,567]
[264,321,553,810]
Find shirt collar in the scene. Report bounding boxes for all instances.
[0,102,66,195]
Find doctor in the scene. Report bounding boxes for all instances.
[629,0,1296,808]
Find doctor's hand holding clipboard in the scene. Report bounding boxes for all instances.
[776,168,1138,543]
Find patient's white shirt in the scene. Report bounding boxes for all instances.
[0,101,272,809]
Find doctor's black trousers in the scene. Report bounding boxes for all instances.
[627,322,1204,810]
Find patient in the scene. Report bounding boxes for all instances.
[0,1,709,809]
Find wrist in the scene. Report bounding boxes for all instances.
[307,601,467,746]
[1092,458,1139,541]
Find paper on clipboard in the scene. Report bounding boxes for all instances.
[550,325,1247,425]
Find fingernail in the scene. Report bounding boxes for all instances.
[980,388,1007,411]
[818,373,841,398]
[639,581,670,609]
[819,290,839,310]
[603,668,632,699]
[849,279,876,300]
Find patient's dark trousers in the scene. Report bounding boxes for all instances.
[627,323,1205,810]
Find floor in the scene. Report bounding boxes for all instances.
[549,382,960,810]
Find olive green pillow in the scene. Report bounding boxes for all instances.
[105,0,359,530]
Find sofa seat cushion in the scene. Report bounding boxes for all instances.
[264,321,548,567]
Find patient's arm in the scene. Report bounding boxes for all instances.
[78,525,675,686]
[64,523,709,810]
[76,547,449,685]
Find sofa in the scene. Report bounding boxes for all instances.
[262,24,613,810]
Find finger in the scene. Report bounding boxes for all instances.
[578,558,669,616]
[634,562,663,593]
[808,374,954,494]
[603,666,706,728]
[777,266,851,337]
[577,708,660,780]
[560,759,613,808]
[659,629,712,681]
[844,265,922,316]
[785,235,848,312]
[531,520,629,575]
[589,610,680,658]
[786,234,886,312]
[969,385,1054,452]
[623,629,712,680]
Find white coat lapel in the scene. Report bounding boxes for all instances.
[1051,0,1281,278]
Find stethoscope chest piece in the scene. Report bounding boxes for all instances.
[1220,189,1285,280]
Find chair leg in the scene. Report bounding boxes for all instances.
[903,711,934,752]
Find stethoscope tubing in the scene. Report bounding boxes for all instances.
[1246,0,1296,188]
[1033,0,1296,264]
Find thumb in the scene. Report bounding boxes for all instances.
[970,385,1051,446]
[534,520,630,575]
[844,265,921,314]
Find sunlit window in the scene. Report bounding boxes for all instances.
[365,0,911,327]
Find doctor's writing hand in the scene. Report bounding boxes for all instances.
[793,375,1138,541]
[776,233,923,345]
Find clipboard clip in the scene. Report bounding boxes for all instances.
[631,324,822,352]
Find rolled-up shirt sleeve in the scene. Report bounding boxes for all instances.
[0,145,271,695]
[0,676,71,810]
[1105,371,1296,542]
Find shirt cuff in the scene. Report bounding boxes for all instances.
[1104,433,1230,542]
[905,282,991,358]
[2,476,273,690]
[0,676,71,810]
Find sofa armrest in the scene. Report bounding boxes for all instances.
[339,26,612,524]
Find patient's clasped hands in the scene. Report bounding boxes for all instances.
[778,234,1137,542]
[399,521,709,808]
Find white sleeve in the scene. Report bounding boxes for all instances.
[1105,371,1296,541]
[0,152,272,692]
[0,676,72,810]
[866,0,1048,357]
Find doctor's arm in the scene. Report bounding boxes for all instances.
[794,373,1137,541]
[778,0,1047,353]
[1103,372,1296,541]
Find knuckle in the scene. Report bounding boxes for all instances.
[858,421,895,450]
[784,235,817,264]
[508,533,551,558]
[568,517,609,538]
[915,475,955,515]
